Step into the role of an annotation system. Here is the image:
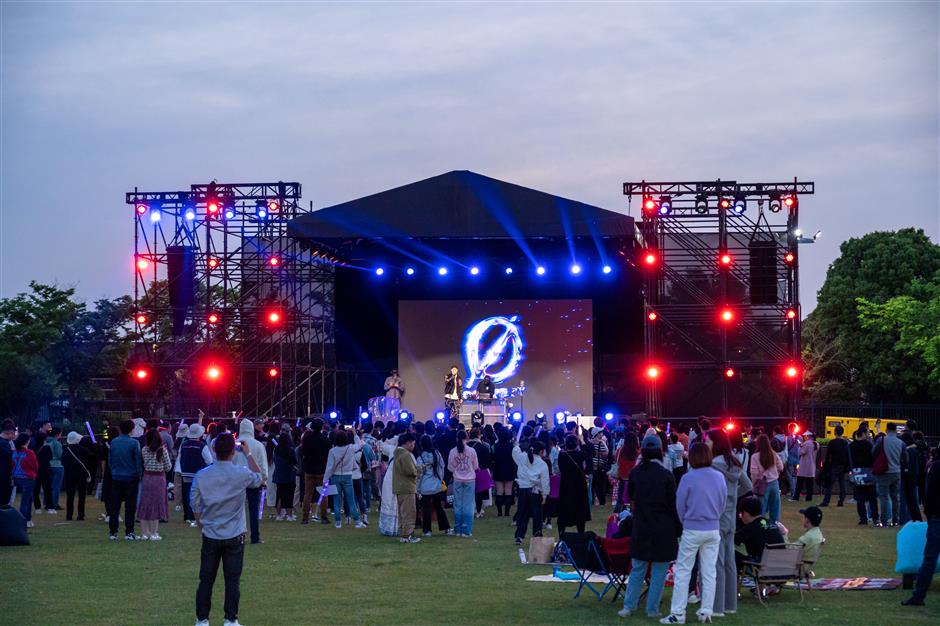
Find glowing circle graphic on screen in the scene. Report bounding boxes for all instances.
[463,315,525,388]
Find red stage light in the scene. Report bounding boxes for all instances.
[207,312,220,325]
[267,200,280,213]
[643,196,657,214]
[719,198,731,209]
[268,256,280,267]
[266,309,282,325]
[785,364,800,379]
[791,423,802,435]
[783,195,797,208]
[135,203,148,215]
[647,311,658,322]
[136,258,150,271]
[207,201,220,215]
[206,365,222,381]
[719,253,733,267]
[134,367,149,381]
[725,367,735,379]
[784,251,795,264]
[207,258,219,269]
[135,313,148,325]
[645,365,661,380]
[643,251,658,266]
[268,367,279,378]
[720,308,735,323]
[723,420,736,432]
[786,308,797,320]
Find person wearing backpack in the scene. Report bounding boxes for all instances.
[62,431,93,521]
[872,423,905,526]
[849,429,879,525]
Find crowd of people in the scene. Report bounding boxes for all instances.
[1,413,938,624]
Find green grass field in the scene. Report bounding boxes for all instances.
[2,496,939,625]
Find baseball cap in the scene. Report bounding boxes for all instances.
[799,505,823,526]
[641,434,662,451]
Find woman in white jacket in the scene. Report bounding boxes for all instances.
[323,430,366,529]
[512,441,550,546]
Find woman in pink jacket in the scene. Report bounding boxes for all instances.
[791,431,819,503]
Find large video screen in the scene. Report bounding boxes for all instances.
[397,299,593,418]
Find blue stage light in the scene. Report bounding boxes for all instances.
[536,266,546,276]
[224,208,236,220]
[659,196,672,215]
[328,410,338,419]
[438,267,448,276]
[511,411,523,422]
[732,197,746,215]
[554,411,565,424]
[505,267,513,275]
[536,411,546,419]
[604,412,614,421]
[603,265,613,274]
[470,266,480,276]
[184,209,196,221]
[375,267,385,276]
[399,410,411,421]
[360,411,369,420]
[570,263,582,275]
[435,411,445,421]
[406,267,415,276]
[149,210,161,223]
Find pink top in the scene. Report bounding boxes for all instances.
[447,445,479,482]
[750,450,784,482]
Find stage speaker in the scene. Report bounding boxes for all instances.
[167,246,195,336]
[749,239,778,305]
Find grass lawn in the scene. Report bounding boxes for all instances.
[2,496,939,625]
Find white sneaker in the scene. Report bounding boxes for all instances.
[660,615,686,624]
[286,515,297,522]
[545,522,553,529]
[151,534,163,541]
[26,520,34,528]
[139,534,150,541]
[195,621,209,626]
[424,532,432,537]
[335,521,342,529]
[189,520,198,528]
[617,608,633,618]
[34,508,42,515]
[223,620,243,626]
[688,593,700,604]
[47,508,57,514]
[354,522,366,529]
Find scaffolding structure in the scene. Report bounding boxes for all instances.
[127,182,336,418]
[623,179,814,420]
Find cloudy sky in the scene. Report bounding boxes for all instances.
[1,1,937,311]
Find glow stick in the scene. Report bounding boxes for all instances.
[258,487,266,520]
[296,418,300,427]
[316,479,331,506]
[85,421,96,443]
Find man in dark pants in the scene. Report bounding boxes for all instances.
[902,448,940,607]
[192,433,262,626]
[108,419,142,540]
[0,420,16,506]
[820,425,850,507]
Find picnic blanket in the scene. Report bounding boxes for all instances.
[528,573,609,584]
[740,576,901,591]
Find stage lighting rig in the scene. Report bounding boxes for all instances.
[694,194,708,214]
[658,196,672,216]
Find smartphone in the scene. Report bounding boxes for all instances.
[344,425,353,431]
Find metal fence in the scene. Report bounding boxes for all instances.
[802,402,940,438]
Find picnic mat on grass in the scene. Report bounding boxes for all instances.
[528,573,609,583]
[740,576,901,591]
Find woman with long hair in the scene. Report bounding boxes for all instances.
[273,425,297,521]
[618,435,679,619]
[323,429,365,529]
[512,440,550,545]
[557,435,591,535]
[614,430,639,511]
[751,433,784,523]
[447,430,479,536]
[418,434,452,536]
[12,433,38,527]
[138,428,172,540]
[661,442,726,625]
[468,427,493,518]
[492,426,516,517]
[707,429,752,617]
[543,435,560,529]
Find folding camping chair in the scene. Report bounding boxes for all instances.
[557,532,604,600]
[594,536,632,602]
[741,543,805,606]
[796,537,825,595]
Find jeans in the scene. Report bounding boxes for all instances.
[586,473,594,509]
[713,528,738,614]
[182,480,195,521]
[245,487,261,543]
[623,560,669,616]
[760,479,781,524]
[453,480,475,535]
[332,474,359,523]
[821,468,847,506]
[854,484,879,523]
[875,473,901,524]
[361,475,374,512]
[108,478,138,536]
[196,534,245,622]
[50,466,64,508]
[64,472,87,520]
[912,516,940,602]
[14,477,34,521]
[784,463,798,496]
[670,529,720,617]
[515,487,543,540]
[420,492,451,533]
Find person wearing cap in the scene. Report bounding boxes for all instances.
[383,368,405,418]
[618,434,679,619]
[236,418,269,544]
[62,431,93,521]
[795,505,825,563]
[734,495,785,567]
[791,431,819,503]
[178,424,212,527]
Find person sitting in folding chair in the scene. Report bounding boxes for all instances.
[618,435,680,619]
[734,496,785,570]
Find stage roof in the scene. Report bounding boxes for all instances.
[287,170,634,243]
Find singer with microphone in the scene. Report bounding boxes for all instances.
[444,366,463,419]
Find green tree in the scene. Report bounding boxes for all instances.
[807,229,940,402]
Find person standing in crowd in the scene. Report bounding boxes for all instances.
[1,420,16,506]
[192,432,262,626]
[448,430,479,537]
[12,433,38,527]
[323,429,366,529]
[492,427,516,518]
[46,427,64,511]
[791,431,818,503]
[272,424,297,522]
[708,429,752,618]
[784,429,802,498]
[512,440,549,546]
[62,431,93,521]
[383,369,405,418]
[619,435,679,619]
[178,424,212,527]
[820,425,850,508]
[750,434,784,524]
[300,418,333,525]
[417,434,451,536]
[588,426,610,507]
[849,428,879,525]
[873,422,905,526]
[557,435,590,535]
[902,445,940,607]
[468,427,493,518]
[667,433,686,484]
[661,442,726,625]
[900,432,924,523]
[139,428,173,540]
[236,419,268,544]
[108,419,143,540]
[33,432,55,514]
[392,433,421,543]
[613,430,639,512]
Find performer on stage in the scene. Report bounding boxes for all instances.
[444,366,463,418]
[384,369,405,418]
[476,375,495,398]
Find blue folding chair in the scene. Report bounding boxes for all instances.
[557,531,604,599]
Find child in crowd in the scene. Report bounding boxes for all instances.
[795,505,825,563]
